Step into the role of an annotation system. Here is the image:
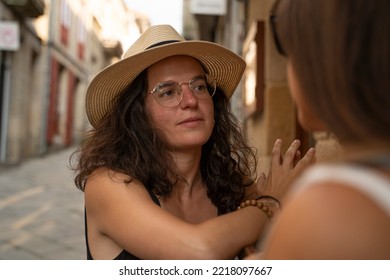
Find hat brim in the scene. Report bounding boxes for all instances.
[86,40,246,128]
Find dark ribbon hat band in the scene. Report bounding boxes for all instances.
[146,40,181,50]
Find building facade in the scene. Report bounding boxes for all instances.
[184,0,340,173]
[0,0,46,164]
[0,0,147,165]
[1,0,339,168]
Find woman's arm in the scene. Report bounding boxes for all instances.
[85,171,267,259]
[85,139,315,260]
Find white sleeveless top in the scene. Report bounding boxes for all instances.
[290,164,390,216]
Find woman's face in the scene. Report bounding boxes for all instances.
[287,61,326,132]
[145,55,215,150]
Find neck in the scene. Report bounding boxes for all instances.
[339,143,390,171]
[169,148,203,196]
[340,142,390,161]
[159,149,216,223]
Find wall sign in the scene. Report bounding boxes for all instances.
[0,21,20,51]
[190,0,227,15]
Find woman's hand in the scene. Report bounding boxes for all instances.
[257,139,316,201]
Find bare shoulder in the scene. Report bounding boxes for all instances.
[261,180,390,259]
[84,168,156,234]
[84,168,170,259]
[85,168,150,203]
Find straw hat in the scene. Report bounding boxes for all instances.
[86,24,246,128]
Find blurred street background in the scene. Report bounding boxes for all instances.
[0,147,85,259]
[0,0,339,260]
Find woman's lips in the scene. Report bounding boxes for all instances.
[178,117,203,127]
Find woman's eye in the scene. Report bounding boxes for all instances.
[159,88,176,97]
[192,83,207,92]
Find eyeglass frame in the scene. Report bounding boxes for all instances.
[149,73,217,108]
[269,0,286,56]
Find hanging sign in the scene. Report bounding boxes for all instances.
[0,21,20,51]
[190,0,227,15]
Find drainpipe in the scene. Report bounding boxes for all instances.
[0,50,11,162]
[40,2,54,155]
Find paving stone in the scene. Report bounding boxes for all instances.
[0,147,85,260]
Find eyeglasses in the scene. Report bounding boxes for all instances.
[269,0,286,56]
[150,74,216,108]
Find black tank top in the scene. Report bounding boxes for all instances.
[85,188,161,260]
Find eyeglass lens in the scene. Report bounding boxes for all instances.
[152,74,216,107]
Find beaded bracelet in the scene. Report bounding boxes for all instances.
[256,195,281,208]
[237,195,281,221]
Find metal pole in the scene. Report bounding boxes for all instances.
[0,50,11,162]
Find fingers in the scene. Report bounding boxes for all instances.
[293,150,302,167]
[271,139,283,166]
[282,139,301,168]
[259,139,316,201]
[273,139,314,168]
[295,147,316,170]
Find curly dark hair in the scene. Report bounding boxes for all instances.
[71,70,258,214]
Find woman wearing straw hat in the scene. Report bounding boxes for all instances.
[71,25,315,259]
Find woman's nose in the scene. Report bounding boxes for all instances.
[179,84,198,108]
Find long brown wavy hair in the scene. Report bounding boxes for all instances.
[274,0,390,146]
[71,70,257,214]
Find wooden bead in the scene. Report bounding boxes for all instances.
[237,197,279,221]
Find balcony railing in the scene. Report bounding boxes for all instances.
[1,0,45,18]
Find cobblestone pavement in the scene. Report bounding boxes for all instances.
[0,147,85,260]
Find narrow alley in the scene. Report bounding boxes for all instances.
[0,147,85,259]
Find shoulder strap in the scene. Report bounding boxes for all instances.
[84,208,93,260]
[145,187,161,206]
